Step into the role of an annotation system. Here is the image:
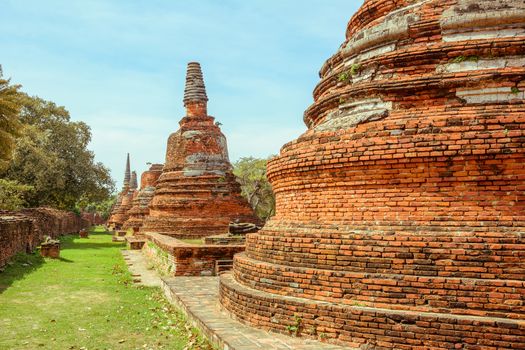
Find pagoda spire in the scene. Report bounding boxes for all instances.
[183,62,208,117]
[123,153,131,187]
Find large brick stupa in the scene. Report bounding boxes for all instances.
[141,62,258,238]
[220,1,525,348]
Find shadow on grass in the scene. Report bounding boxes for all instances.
[0,227,116,294]
[60,227,125,251]
[63,242,125,250]
[0,252,45,295]
[57,256,74,263]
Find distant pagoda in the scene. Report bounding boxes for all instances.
[110,170,137,228]
[107,153,131,230]
[123,163,164,234]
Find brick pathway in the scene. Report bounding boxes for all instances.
[162,276,350,350]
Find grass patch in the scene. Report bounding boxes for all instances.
[0,226,213,350]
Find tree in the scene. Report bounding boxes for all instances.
[83,195,117,220]
[0,66,22,171]
[3,94,115,209]
[0,179,33,210]
[233,156,275,221]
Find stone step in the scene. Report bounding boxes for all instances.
[219,272,525,349]
[245,228,525,280]
[233,253,525,319]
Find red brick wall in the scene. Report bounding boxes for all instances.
[0,214,34,268]
[81,212,105,226]
[0,208,89,267]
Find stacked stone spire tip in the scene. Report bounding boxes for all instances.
[183,62,208,107]
[123,153,131,186]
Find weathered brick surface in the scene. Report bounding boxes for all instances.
[81,212,105,226]
[110,170,138,228]
[220,1,525,348]
[142,62,258,238]
[204,234,246,245]
[144,232,244,276]
[0,208,88,267]
[220,273,525,349]
[123,163,163,233]
[108,153,132,230]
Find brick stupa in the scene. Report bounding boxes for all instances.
[110,170,138,228]
[142,62,258,238]
[123,163,164,234]
[220,1,525,348]
[108,153,131,230]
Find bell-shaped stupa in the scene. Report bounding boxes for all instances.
[142,62,258,238]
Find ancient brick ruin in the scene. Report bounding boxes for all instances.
[81,212,105,226]
[111,170,137,229]
[143,232,245,276]
[0,208,88,268]
[219,1,525,348]
[142,62,258,238]
[123,163,164,234]
[108,154,137,230]
[136,62,260,277]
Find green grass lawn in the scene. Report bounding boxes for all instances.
[0,226,213,350]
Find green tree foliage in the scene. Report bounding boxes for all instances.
[2,93,115,210]
[233,156,275,221]
[0,67,22,171]
[0,179,33,210]
[83,195,117,220]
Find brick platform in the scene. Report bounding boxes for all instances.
[144,232,245,276]
[220,0,525,348]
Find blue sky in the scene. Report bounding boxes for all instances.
[0,0,361,189]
